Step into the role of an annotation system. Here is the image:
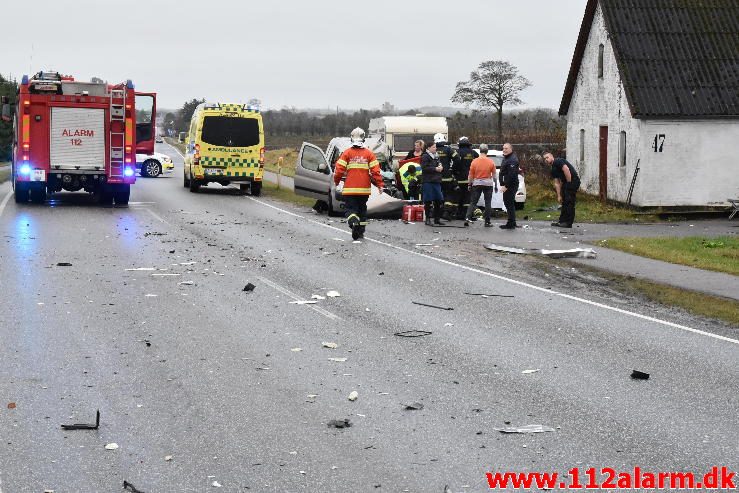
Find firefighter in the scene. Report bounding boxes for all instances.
[434,133,460,220]
[333,128,384,240]
[453,136,478,219]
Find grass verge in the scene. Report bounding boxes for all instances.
[164,138,186,156]
[264,148,297,177]
[0,163,10,184]
[597,236,739,276]
[261,180,316,208]
[593,269,739,326]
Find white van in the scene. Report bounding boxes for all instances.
[368,116,448,167]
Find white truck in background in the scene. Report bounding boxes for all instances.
[368,116,448,168]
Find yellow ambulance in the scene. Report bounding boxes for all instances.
[183,102,265,195]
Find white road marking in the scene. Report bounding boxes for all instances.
[145,208,170,225]
[258,276,341,321]
[249,197,739,346]
[0,189,12,218]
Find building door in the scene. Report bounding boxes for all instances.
[599,126,608,201]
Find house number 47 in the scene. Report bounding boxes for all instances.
[652,134,665,152]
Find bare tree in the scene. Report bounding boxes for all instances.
[451,60,532,143]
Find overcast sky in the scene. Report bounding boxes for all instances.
[3,0,588,111]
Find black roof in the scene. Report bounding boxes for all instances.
[559,0,739,119]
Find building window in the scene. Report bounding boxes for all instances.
[619,131,626,167]
[598,44,604,78]
[580,129,585,162]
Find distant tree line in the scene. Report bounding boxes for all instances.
[0,74,18,161]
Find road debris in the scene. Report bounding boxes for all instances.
[444,323,454,327]
[631,369,650,380]
[328,357,348,362]
[212,481,223,487]
[327,418,352,428]
[415,243,434,247]
[394,330,432,338]
[164,455,173,461]
[348,391,359,401]
[291,348,303,352]
[322,342,338,349]
[56,262,73,267]
[494,424,555,434]
[179,281,194,285]
[7,402,16,409]
[289,300,318,305]
[123,480,146,493]
[105,442,119,450]
[412,301,454,311]
[484,244,597,258]
[311,295,326,300]
[126,267,156,271]
[61,409,100,430]
[404,402,424,411]
[326,291,341,297]
[243,282,256,292]
[521,369,541,374]
[464,292,515,298]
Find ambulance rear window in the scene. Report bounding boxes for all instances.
[201,116,260,147]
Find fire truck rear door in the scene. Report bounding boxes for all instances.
[50,107,106,170]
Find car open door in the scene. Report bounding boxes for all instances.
[294,142,332,201]
[135,92,157,155]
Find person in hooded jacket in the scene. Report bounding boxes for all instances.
[420,140,444,225]
[453,136,478,219]
[498,142,520,229]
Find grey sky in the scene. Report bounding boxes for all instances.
[3,0,588,111]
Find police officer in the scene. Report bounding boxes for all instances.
[433,133,460,220]
[499,143,520,229]
[453,136,478,219]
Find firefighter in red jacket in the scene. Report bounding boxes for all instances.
[333,128,384,240]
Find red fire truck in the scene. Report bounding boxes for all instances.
[0,71,156,205]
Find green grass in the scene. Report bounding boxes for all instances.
[0,162,10,184]
[520,174,661,223]
[264,148,297,177]
[597,236,739,276]
[164,137,186,156]
[261,180,316,208]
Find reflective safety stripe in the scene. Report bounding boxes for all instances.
[444,201,456,206]
[347,163,370,170]
[337,159,348,166]
[347,213,360,220]
[369,160,379,167]
[442,177,454,181]
[342,187,371,194]
[457,180,469,184]
[359,221,368,226]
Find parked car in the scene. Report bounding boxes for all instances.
[294,137,402,217]
[136,152,174,178]
[476,149,527,210]
[155,135,164,143]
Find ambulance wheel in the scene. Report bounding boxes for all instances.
[30,187,46,204]
[327,192,341,217]
[239,184,249,195]
[250,182,262,197]
[189,178,200,193]
[142,159,161,178]
[183,170,190,187]
[14,182,28,204]
[113,184,130,205]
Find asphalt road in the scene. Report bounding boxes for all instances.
[0,143,737,492]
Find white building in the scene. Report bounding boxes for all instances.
[559,0,739,207]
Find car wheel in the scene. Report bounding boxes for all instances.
[251,182,262,197]
[144,159,162,178]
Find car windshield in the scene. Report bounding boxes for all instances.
[201,116,260,147]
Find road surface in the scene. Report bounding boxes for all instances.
[0,143,736,492]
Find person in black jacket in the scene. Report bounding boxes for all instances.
[499,143,520,229]
[420,141,444,225]
[453,137,478,219]
[434,133,460,220]
[544,152,581,228]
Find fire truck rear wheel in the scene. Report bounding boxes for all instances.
[251,182,262,197]
[114,185,130,205]
[30,187,46,204]
[14,182,28,204]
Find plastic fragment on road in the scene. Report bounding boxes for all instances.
[61,410,100,430]
[322,342,338,349]
[126,267,156,271]
[7,402,16,409]
[521,369,540,374]
[326,291,341,298]
[243,283,256,292]
[145,294,158,297]
[494,424,555,434]
[56,262,73,267]
[289,300,318,305]
[412,301,454,311]
[464,292,515,298]
[394,330,432,338]
[484,244,597,259]
[631,369,650,380]
[415,243,433,247]
[327,418,352,428]
[212,481,223,488]
[123,480,146,493]
[291,348,303,352]
[179,281,194,285]
[348,391,358,401]
[403,402,424,411]
[311,295,326,300]
[164,455,173,461]
[328,357,348,362]
[483,244,527,254]
[105,442,119,450]
[444,323,454,327]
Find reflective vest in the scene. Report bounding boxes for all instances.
[333,147,383,196]
[398,157,421,194]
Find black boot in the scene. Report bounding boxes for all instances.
[424,204,432,225]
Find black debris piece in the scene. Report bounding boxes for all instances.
[412,301,453,311]
[123,480,146,493]
[631,369,650,380]
[144,232,167,237]
[394,330,432,338]
[243,283,256,292]
[378,272,384,276]
[61,410,100,430]
[169,250,175,254]
[144,340,151,347]
[464,292,515,298]
[327,418,352,429]
[404,402,424,411]
[56,262,73,267]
